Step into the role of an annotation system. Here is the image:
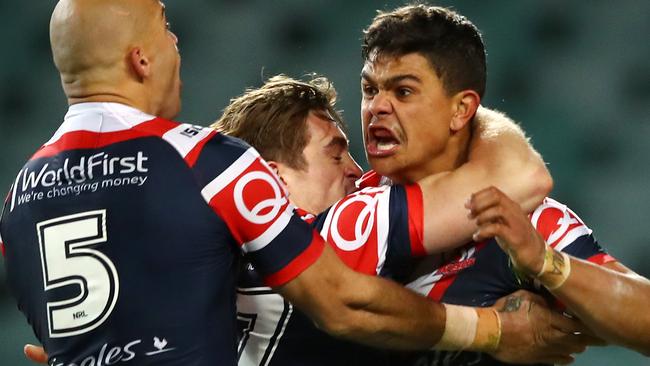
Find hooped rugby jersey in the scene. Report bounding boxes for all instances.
[0,102,325,366]
[389,196,615,366]
[236,183,424,366]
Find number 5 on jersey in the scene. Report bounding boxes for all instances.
[37,210,119,338]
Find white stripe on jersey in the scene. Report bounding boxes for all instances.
[161,124,214,158]
[200,148,259,203]
[45,103,156,146]
[406,271,443,296]
[241,204,295,253]
[237,291,292,366]
[10,170,21,212]
[553,226,593,252]
[375,187,390,275]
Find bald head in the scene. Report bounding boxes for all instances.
[50,0,160,86]
[49,0,181,119]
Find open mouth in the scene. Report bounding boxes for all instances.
[366,125,400,157]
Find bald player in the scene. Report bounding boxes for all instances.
[0,1,554,365]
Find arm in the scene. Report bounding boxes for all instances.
[418,107,553,254]
[23,258,591,365]
[277,243,589,366]
[469,186,650,355]
[548,260,650,355]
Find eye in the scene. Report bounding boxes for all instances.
[396,87,412,97]
[362,84,378,97]
[166,21,172,30]
[333,155,343,162]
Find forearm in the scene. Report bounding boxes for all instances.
[327,276,501,351]
[547,257,650,355]
[279,246,499,351]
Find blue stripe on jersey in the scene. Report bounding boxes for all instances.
[246,214,315,277]
[557,234,605,259]
[381,185,416,279]
[190,133,253,186]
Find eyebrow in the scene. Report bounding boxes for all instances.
[360,71,422,89]
[324,136,349,151]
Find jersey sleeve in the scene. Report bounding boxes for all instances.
[310,184,423,276]
[531,197,616,265]
[189,132,324,286]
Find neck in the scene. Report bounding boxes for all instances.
[61,73,156,116]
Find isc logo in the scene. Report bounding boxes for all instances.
[180,125,203,138]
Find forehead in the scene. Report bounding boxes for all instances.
[362,52,435,81]
[305,110,347,144]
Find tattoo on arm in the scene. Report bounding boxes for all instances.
[549,250,565,276]
[499,296,522,313]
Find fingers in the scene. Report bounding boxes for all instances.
[24,344,48,364]
[466,186,517,217]
[466,187,522,242]
[548,312,589,334]
[472,221,507,242]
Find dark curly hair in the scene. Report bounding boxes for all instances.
[362,4,487,97]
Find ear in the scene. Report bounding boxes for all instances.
[129,47,151,80]
[266,161,288,186]
[450,90,480,132]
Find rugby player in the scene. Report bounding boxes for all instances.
[0,1,552,365]
[215,75,584,365]
[358,4,650,364]
[22,73,584,366]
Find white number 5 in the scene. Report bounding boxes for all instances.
[37,210,119,338]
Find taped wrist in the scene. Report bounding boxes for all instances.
[434,304,501,352]
[536,245,571,290]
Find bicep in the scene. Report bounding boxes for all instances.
[419,166,484,254]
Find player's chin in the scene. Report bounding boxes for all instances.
[367,156,399,178]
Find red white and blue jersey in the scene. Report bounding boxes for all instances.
[0,103,325,366]
[390,197,615,366]
[236,183,424,366]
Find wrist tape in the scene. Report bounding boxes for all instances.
[434,304,501,352]
[536,245,571,290]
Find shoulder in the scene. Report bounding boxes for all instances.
[530,197,592,251]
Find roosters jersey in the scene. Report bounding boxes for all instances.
[236,184,424,366]
[0,103,324,366]
[390,197,615,366]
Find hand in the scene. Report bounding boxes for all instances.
[491,290,605,364]
[466,186,546,275]
[24,344,48,364]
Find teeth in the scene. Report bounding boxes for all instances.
[376,141,397,151]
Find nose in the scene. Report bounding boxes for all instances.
[344,153,363,183]
[366,91,393,118]
[169,31,180,52]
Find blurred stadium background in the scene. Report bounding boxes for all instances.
[1,1,648,364]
